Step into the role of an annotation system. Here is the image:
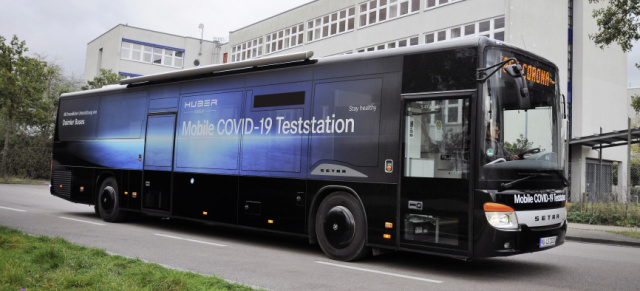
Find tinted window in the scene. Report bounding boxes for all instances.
[253,91,305,108]
[242,107,305,173]
[97,92,147,139]
[311,78,382,167]
[58,96,99,141]
[402,48,477,93]
[175,91,243,170]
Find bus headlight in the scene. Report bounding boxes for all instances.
[484,202,519,230]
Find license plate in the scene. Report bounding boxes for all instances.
[539,236,557,248]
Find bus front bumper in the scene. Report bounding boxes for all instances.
[474,220,567,258]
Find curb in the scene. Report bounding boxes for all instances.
[565,236,640,248]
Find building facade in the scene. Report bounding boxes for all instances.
[569,1,629,202]
[83,24,220,82]
[221,0,629,202]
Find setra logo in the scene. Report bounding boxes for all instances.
[534,213,561,222]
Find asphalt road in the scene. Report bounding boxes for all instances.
[1,184,639,290]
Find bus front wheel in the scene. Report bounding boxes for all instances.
[97,177,127,222]
[315,192,369,261]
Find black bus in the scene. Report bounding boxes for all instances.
[51,37,567,261]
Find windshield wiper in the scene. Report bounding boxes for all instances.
[501,173,551,189]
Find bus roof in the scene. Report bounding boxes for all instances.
[119,50,315,86]
[63,37,542,99]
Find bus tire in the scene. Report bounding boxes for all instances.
[97,177,127,222]
[315,192,370,261]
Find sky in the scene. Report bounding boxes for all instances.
[0,0,639,87]
[0,0,312,78]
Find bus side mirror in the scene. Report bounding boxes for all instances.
[504,64,531,110]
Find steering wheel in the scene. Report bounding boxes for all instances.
[518,148,540,159]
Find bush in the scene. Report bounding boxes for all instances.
[567,203,640,227]
[0,132,52,180]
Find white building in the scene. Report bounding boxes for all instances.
[221,0,629,202]
[83,24,221,82]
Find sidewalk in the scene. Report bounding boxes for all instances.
[566,223,640,247]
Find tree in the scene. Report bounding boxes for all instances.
[0,35,51,178]
[589,0,640,111]
[589,0,640,54]
[81,68,122,90]
[35,55,82,136]
[504,134,537,156]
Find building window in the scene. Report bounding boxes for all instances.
[359,0,420,28]
[307,6,356,42]
[97,48,103,76]
[120,39,184,68]
[356,35,420,53]
[425,0,463,9]
[445,99,461,124]
[424,16,505,44]
[265,24,305,55]
[231,37,263,62]
[586,160,613,202]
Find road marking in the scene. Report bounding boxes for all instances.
[59,216,105,226]
[154,233,227,247]
[0,206,27,212]
[315,261,443,284]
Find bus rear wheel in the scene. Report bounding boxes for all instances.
[315,192,369,261]
[97,177,127,222]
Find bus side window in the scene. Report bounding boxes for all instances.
[175,91,243,171]
[58,96,100,141]
[241,107,305,173]
[310,78,382,168]
[98,92,147,139]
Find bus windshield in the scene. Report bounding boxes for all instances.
[480,48,564,180]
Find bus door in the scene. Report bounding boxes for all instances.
[142,113,177,213]
[400,95,472,256]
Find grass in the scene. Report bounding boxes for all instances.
[0,176,48,185]
[0,226,256,291]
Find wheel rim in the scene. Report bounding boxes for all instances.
[101,186,116,214]
[323,206,355,248]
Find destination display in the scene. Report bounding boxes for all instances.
[499,55,553,87]
[490,48,559,102]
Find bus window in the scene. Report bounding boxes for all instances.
[241,107,305,173]
[310,78,382,168]
[58,96,99,141]
[175,91,243,171]
[402,48,477,93]
[253,91,305,108]
[97,92,147,139]
[404,98,469,178]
